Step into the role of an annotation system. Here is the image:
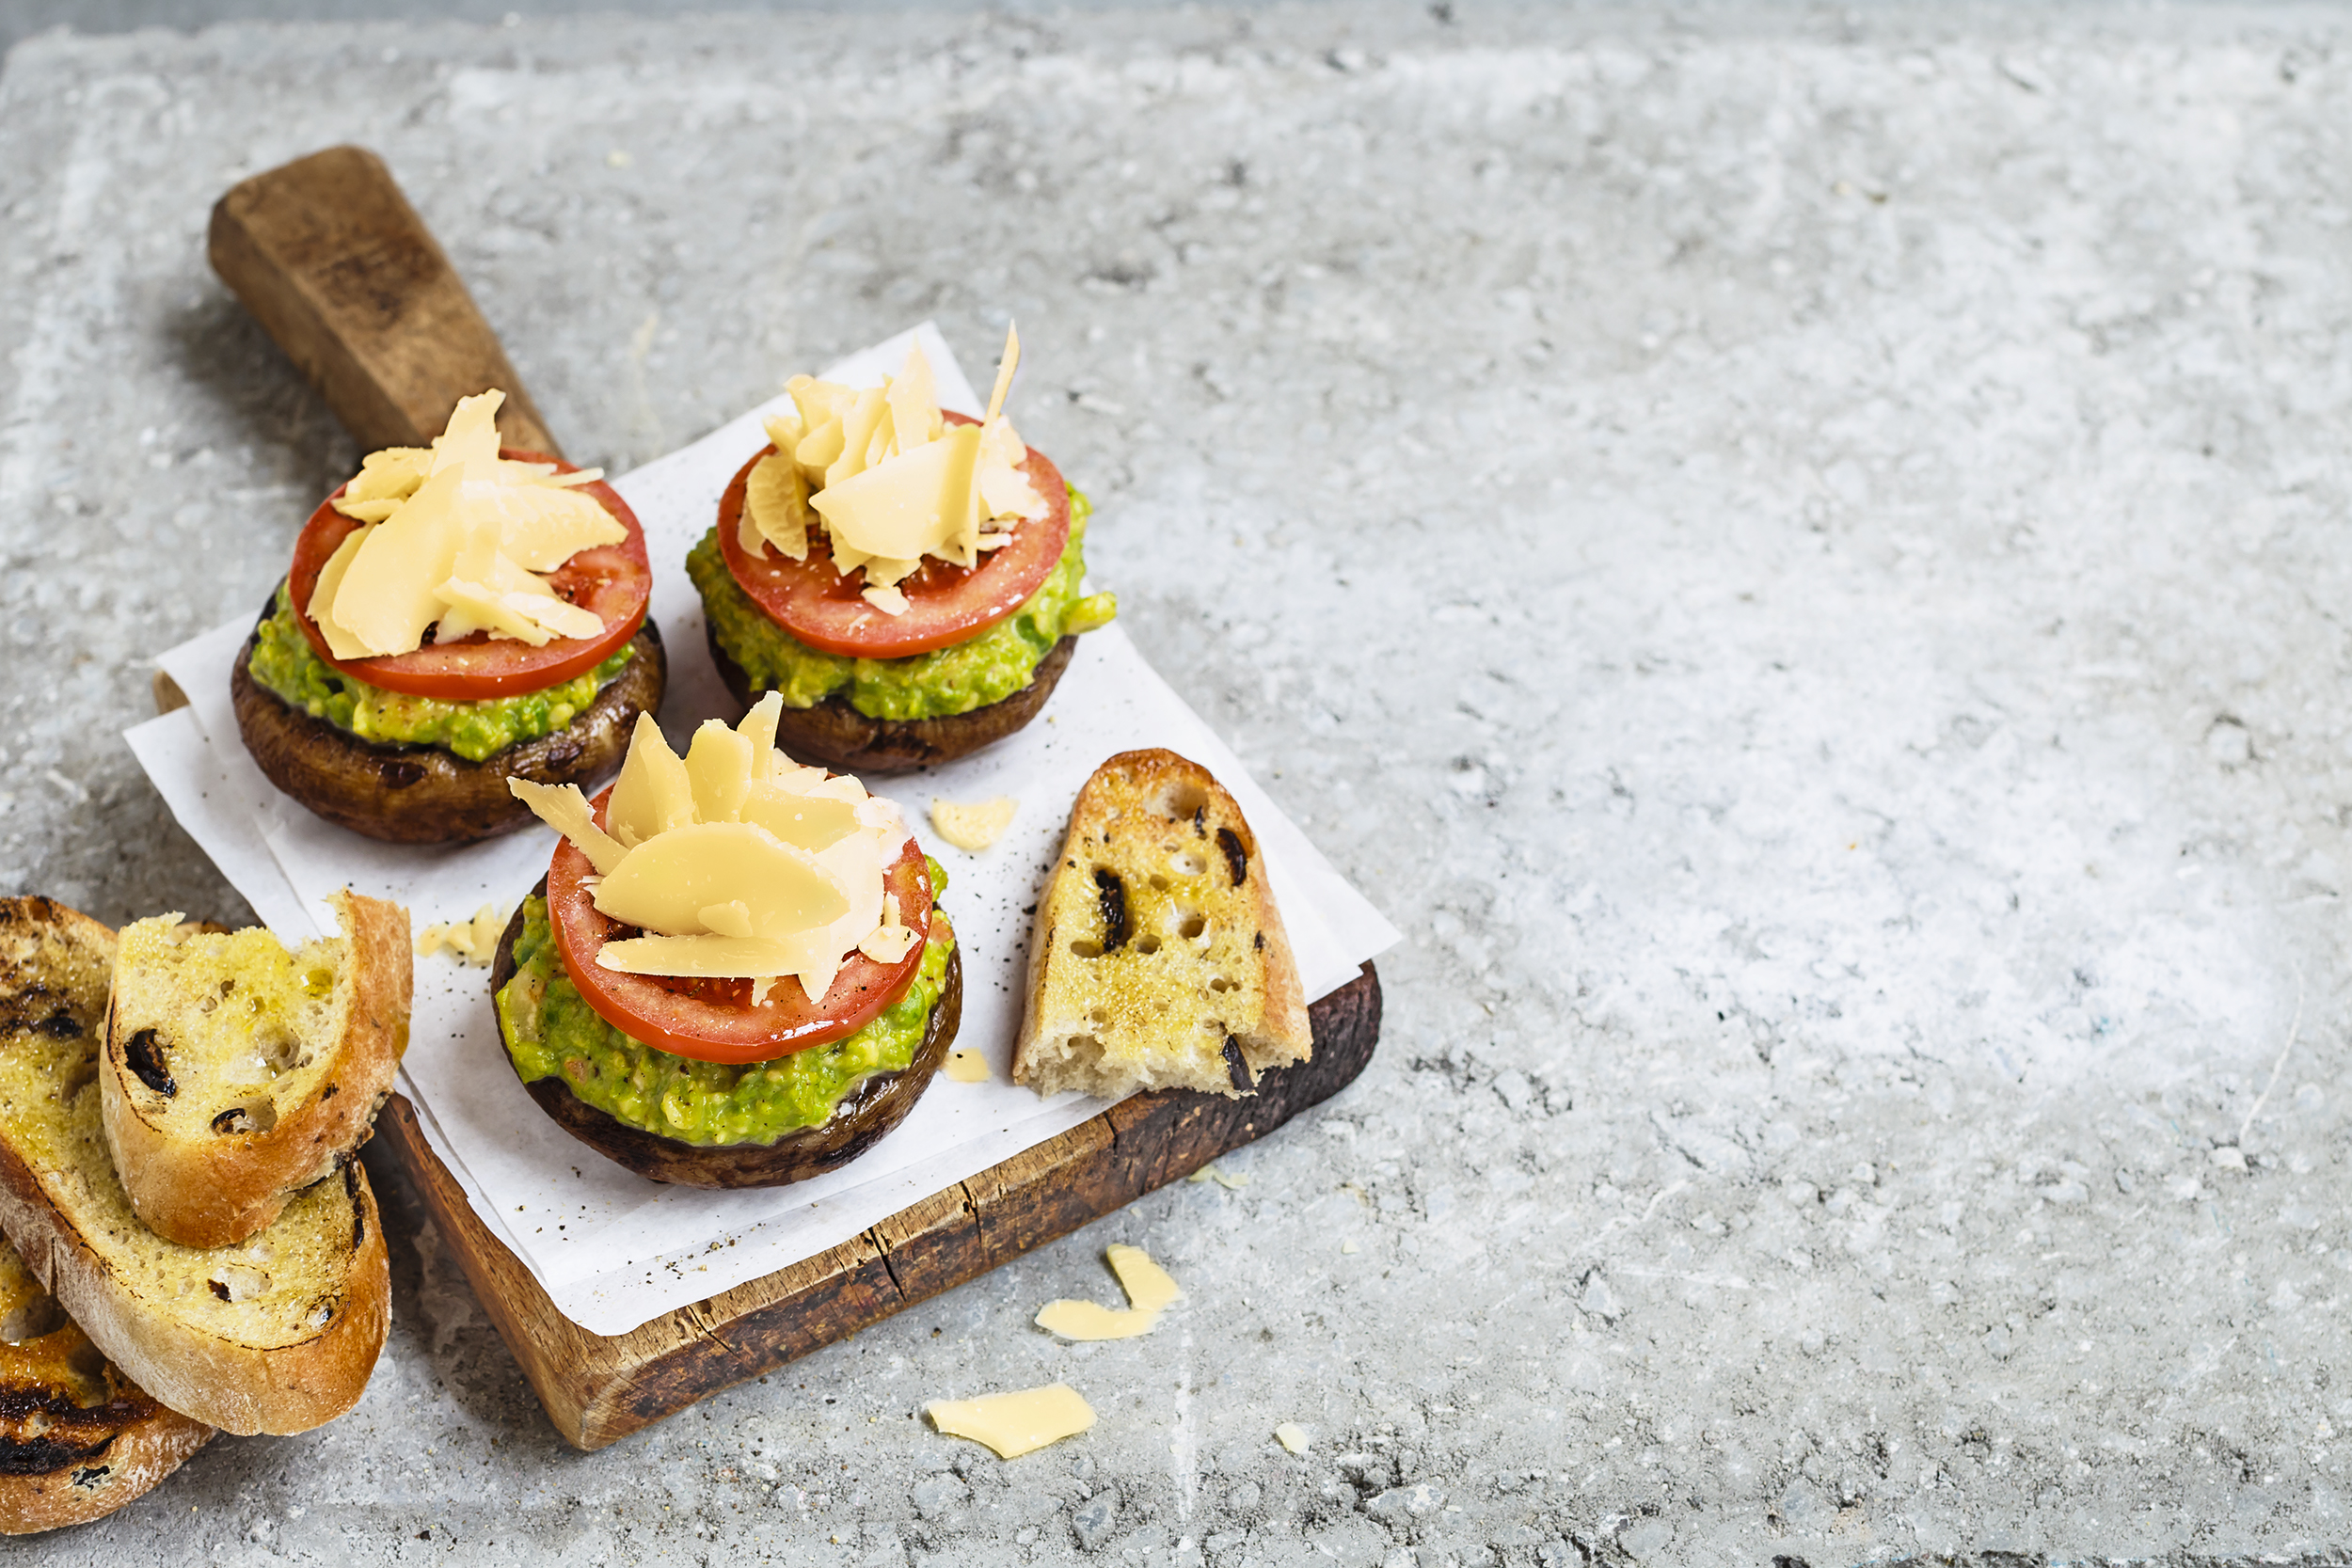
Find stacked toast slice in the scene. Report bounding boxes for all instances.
[0,893,402,1531]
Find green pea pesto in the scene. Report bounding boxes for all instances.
[688,488,1117,721]
[246,582,635,764]
[493,882,956,1147]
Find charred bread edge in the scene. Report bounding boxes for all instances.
[705,623,1075,774]
[101,891,409,1249]
[231,597,667,845]
[0,1382,212,1535]
[489,884,961,1189]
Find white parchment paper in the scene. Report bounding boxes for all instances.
[124,325,1400,1336]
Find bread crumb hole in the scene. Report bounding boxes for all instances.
[0,1294,65,1343]
[1136,935,1162,955]
[1070,940,1103,959]
[65,1339,105,1385]
[1172,852,1205,878]
[1150,874,1169,890]
[1161,783,1210,820]
[214,1100,276,1135]
[209,1265,269,1304]
[1089,1008,1109,1024]
[1177,913,1206,940]
[1208,976,1233,993]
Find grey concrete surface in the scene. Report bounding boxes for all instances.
[5,2,2352,1562]
[0,0,1145,67]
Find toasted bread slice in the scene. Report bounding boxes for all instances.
[102,891,409,1248]
[0,897,389,1436]
[0,1228,213,1533]
[1014,749,1311,1100]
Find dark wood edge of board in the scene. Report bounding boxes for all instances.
[374,959,1382,1450]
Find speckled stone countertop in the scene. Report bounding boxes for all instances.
[6,3,2352,1562]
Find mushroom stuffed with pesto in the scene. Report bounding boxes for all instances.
[492,691,959,1187]
[687,326,1116,772]
[234,391,664,844]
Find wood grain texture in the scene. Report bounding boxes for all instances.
[374,962,1380,1449]
[208,146,560,459]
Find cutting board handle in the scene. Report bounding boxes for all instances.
[209,145,563,460]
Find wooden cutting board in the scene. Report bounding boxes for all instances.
[203,146,1385,1450]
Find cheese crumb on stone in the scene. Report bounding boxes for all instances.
[945,1049,993,1084]
[1186,1164,1250,1190]
[416,903,508,966]
[1034,1243,1183,1340]
[926,1385,1095,1459]
[930,796,1017,853]
[1274,1422,1311,1455]
[1105,1243,1180,1314]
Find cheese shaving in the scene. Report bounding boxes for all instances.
[507,691,923,1001]
[857,893,918,964]
[415,903,509,967]
[310,390,626,658]
[926,1385,1095,1459]
[1275,1422,1311,1455]
[1105,1243,1181,1314]
[930,796,1017,853]
[1034,1243,1183,1341]
[773,325,1050,614]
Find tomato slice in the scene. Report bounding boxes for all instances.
[287,448,653,700]
[545,786,936,1064]
[718,413,1071,658]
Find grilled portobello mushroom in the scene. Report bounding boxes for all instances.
[231,598,665,846]
[488,886,960,1189]
[705,624,1074,774]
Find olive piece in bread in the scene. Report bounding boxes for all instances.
[233,606,666,845]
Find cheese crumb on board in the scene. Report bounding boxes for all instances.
[1274,1422,1311,1455]
[1187,1164,1250,1190]
[416,903,508,966]
[926,1384,1095,1459]
[930,796,1018,853]
[1035,1243,1183,1340]
[945,1049,993,1084]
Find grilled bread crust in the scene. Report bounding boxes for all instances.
[0,1228,213,1533]
[103,891,410,1249]
[0,898,389,1437]
[1013,749,1311,1101]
